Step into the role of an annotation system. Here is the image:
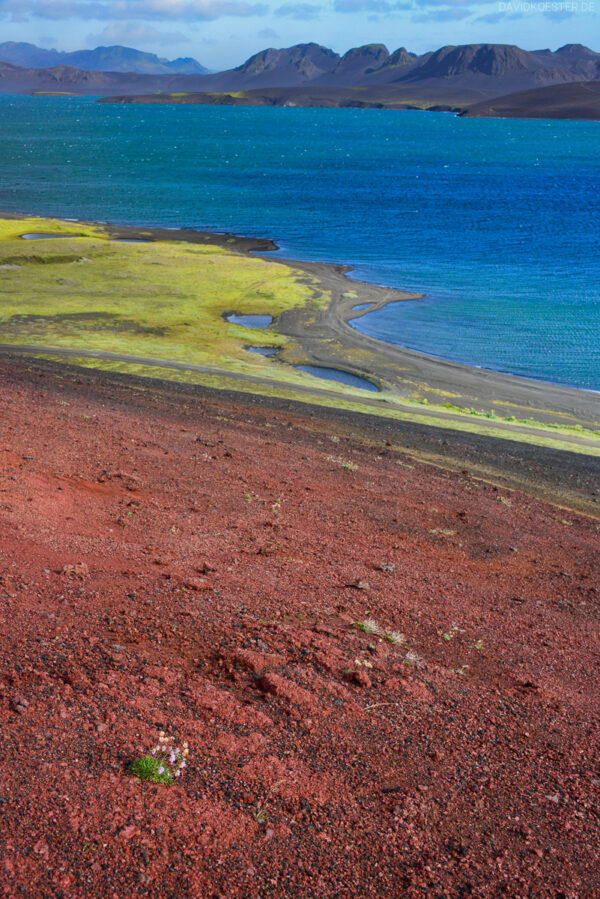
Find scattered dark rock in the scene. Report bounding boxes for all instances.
[10,694,28,714]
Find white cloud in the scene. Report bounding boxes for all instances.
[86,20,189,42]
[0,0,269,22]
[276,2,320,17]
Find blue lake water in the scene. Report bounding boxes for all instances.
[0,95,598,390]
[21,232,80,239]
[296,364,379,392]
[226,313,273,328]
[245,345,278,356]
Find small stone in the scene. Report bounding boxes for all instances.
[378,563,395,573]
[183,578,211,591]
[61,562,89,578]
[10,694,28,713]
[345,579,370,591]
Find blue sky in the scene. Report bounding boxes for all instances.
[0,0,598,68]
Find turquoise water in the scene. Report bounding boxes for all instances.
[0,95,598,390]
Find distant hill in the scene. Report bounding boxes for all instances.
[532,43,600,79]
[462,80,600,120]
[0,60,180,95]
[0,42,208,75]
[198,43,340,89]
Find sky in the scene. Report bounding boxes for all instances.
[0,0,598,69]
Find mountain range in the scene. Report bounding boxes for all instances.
[0,42,208,75]
[0,40,599,116]
[211,41,600,93]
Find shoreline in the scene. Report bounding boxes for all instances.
[2,210,599,428]
[3,352,600,518]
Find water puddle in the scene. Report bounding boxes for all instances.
[295,364,378,392]
[226,314,273,329]
[112,238,153,243]
[21,232,80,240]
[246,346,278,356]
[351,303,372,311]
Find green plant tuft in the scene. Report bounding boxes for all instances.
[130,755,174,784]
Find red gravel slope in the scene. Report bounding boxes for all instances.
[0,359,598,898]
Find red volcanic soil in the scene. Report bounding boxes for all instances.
[0,358,598,898]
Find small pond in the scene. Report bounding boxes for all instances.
[296,364,378,392]
[21,232,80,240]
[226,314,273,329]
[246,346,278,356]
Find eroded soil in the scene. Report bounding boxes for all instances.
[0,358,598,898]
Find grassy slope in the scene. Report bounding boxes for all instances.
[0,216,317,379]
[1,216,598,456]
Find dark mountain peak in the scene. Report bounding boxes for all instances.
[233,43,339,85]
[340,43,389,63]
[555,43,599,59]
[409,44,544,79]
[387,46,417,66]
[237,43,338,75]
[319,44,390,84]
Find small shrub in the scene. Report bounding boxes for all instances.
[354,619,405,645]
[131,731,189,784]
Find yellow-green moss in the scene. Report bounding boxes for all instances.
[0,215,317,375]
